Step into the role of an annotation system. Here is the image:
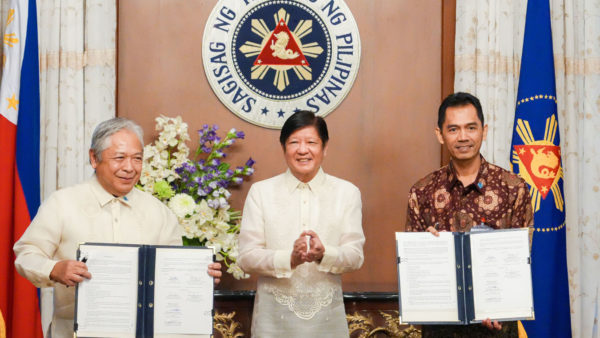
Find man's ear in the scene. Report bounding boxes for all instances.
[89,149,99,169]
[435,127,444,145]
[482,124,488,141]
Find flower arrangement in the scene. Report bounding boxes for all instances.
[138,116,254,279]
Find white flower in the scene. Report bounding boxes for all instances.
[228,246,239,260]
[182,223,195,238]
[216,208,230,222]
[227,264,249,279]
[168,193,196,218]
[211,239,223,254]
[215,220,230,232]
[197,200,215,224]
[218,197,229,209]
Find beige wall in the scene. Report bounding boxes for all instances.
[118,0,444,292]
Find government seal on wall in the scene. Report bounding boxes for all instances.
[202,0,361,129]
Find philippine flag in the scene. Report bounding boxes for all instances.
[0,0,43,337]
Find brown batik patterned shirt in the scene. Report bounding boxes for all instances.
[406,156,532,337]
[406,156,533,232]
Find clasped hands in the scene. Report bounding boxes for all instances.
[49,260,223,287]
[291,230,324,269]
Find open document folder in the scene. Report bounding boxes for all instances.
[395,228,534,325]
[74,243,214,338]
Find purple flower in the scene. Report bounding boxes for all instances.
[227,128,245,140]
[159,122,256,220]
[199,127,217,143]
[184,163,197,174]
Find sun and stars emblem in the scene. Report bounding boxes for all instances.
[238,8,324,92]
[512,113,564,212]
[3,9,20,113]
[203,0,360,128]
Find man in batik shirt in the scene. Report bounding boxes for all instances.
[405,92,533,338]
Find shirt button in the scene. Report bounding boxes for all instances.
[114,218,118,222]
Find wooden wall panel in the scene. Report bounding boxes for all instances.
[118,0,444,292]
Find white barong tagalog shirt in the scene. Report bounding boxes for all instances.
[13,176,182,338]
[238,168,365,337]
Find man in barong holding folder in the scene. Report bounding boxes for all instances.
[14,118,221,337]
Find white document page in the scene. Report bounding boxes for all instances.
[75,244,139,338]
[396,232,459,323]
[153,248,214,337]
[469,228,534,321]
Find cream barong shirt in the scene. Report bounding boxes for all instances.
[238,169,365,337]
[14,176,182,338]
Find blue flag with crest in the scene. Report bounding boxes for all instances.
[510,0,572,337]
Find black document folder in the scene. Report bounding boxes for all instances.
[74,243,214,337]
[395,228,534,325]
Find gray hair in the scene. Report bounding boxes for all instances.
[90,117,144,162]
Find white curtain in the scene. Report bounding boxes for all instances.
[1,0,116,335]
[455,1,600,337]
[38,0,116,197]
[454,0,527,168]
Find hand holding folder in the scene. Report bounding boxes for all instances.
[395,228,534,325]
[74,243,215,338]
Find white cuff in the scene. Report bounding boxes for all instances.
[317,244,338,273]
[273,249,293,278]
[41,260,59,287]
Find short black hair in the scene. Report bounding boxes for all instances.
[279,111,329,147]
[438,92,484,129]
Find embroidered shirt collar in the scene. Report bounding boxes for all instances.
[446,155,488,193]
[284,168,326,193]
[89,175,134,207]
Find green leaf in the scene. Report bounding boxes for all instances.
[182,237,206,246]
